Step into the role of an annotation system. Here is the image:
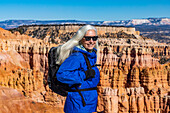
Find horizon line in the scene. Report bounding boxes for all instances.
[0,17,170,22]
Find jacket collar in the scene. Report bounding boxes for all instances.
[73,46,97,59]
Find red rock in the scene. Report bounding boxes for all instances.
[0,86,63,113]
[0,27,169,113]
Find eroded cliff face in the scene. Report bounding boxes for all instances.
[0,26,170,113]
[98,44,170,112]
[0,28,66,110]
[98,87,170,113]
[97,37,169,112]
[10,24,140,45]
[0,86,63,113]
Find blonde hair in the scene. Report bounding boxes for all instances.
[56,25,98,65]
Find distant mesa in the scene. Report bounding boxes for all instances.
[0,17,168,44]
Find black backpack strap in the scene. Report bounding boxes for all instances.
[75,87,86,107]
[93,49,97,53]
[73,50,95,69]
[69,87,97,107]
[82,53,92,69]
[92,64,101,67]
[69,87,97,92]
[81,50,101,68]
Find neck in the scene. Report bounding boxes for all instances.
[86,49,93,53]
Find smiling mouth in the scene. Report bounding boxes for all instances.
[87,44,94,46]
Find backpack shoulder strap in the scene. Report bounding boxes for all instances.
[72,49,97,69]
[81,53,92,69]
[93,49,97,53]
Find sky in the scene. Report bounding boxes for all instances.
[0,0,170,21]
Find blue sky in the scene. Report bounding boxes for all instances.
[0,0,170,21]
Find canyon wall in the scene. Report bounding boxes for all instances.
[97,44,170,112]
[0,28,66,109]
[97,37,169,112]
[98,87,169,113]
[0,25,170,113]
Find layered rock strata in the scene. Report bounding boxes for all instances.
[10,25,170,59]
[0,26,170,113]
[0,29,65,109]
[98,87,169,113]
[97,42,170,112]
[10,24,139,38]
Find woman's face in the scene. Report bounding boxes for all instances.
[81,30,97,51]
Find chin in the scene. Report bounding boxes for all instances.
[86,46,94,50]
[84,44,95,50]
[87,48,93,50]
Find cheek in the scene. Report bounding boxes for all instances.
[83,41,89,45]
[83,41,88,45]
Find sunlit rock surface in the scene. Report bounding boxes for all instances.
[0,86,63,113]
[0,26,170,113]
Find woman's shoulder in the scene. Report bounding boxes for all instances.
[68,51,84,60]
[61,51,84,66]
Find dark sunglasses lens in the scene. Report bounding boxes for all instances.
[92,37,98,41]
[85,37,91,41]
[85,36,98,41]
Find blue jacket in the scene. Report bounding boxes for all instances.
[56,47,100,113]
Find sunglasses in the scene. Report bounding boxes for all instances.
[84,36,98,41]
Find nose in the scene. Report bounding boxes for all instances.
[89,38,93,42]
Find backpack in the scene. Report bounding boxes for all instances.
[47,46,70,96]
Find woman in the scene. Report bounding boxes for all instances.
[56,25,100,113]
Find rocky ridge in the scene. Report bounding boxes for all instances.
[10,24,139,44]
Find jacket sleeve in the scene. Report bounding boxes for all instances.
[56,53,86,85]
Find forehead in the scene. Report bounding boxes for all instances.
[85,30,96,36]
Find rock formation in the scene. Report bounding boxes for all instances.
[0,28,65,109]
[0,25,170,113]
[0,86,63,113]
[10,24,139,39]
[98,87,169,113]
